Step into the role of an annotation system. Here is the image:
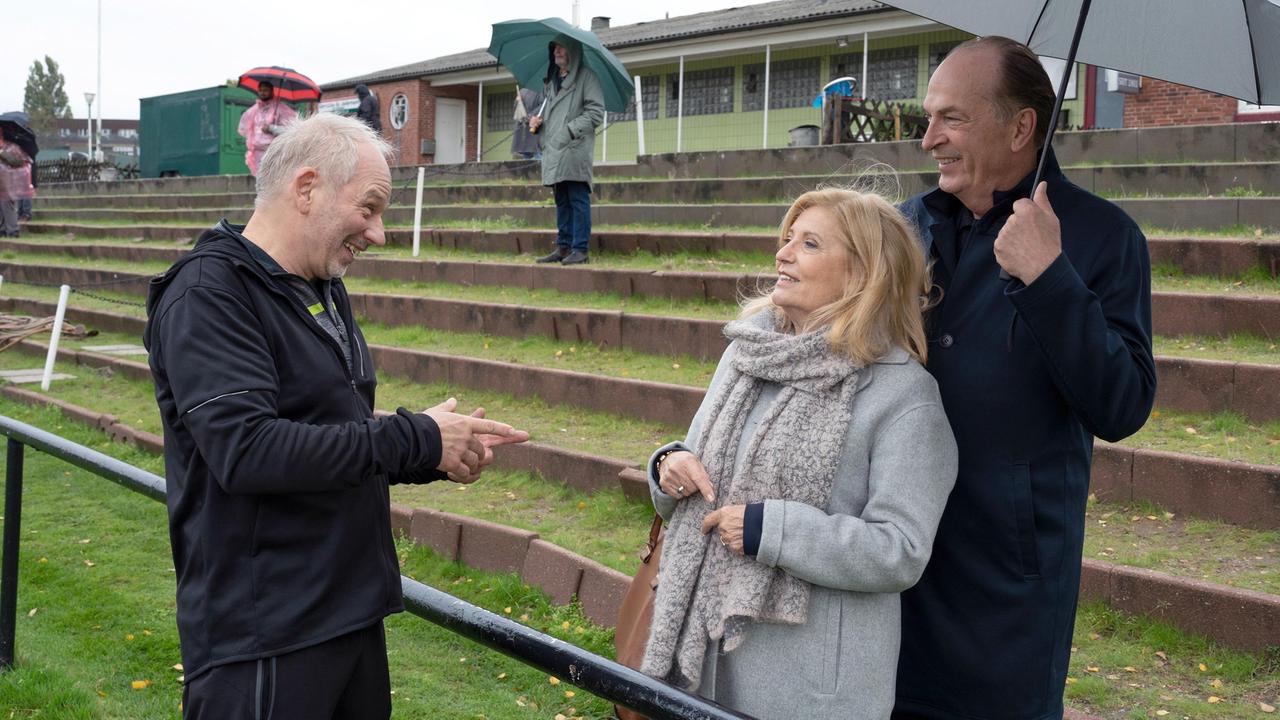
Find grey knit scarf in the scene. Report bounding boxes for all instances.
[641,310,861,690]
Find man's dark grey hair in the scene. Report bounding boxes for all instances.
[254,112,394,209]
[951,36,1057,149]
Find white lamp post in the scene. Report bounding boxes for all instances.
[84,92,95,161]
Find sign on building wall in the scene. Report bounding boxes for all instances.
[1104,70,1142,94]
[319,98,360,114]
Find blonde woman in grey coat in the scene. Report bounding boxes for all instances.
[643,188,958,719]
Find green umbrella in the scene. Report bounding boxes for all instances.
[488,17,634,113]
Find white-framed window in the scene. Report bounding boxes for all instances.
[389,93,409,130]
[1238,99,1280,115]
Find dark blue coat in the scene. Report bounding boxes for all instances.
[893,151,1156,720]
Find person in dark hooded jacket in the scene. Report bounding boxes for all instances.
[892,37,1155,720]
[355,84,382,133]
[144,113,527,719]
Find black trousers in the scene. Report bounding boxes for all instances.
[182,621,391,720]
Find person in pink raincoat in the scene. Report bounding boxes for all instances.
[0,134,34,238]
[237,81,298,176]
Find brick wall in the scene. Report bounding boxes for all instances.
[1123,78,1238,128]
[327,79,479,166]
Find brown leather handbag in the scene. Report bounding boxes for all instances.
[613,514,664,720]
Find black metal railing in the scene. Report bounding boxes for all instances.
[0,415,748,720]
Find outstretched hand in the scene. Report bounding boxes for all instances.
[424,398,529,484]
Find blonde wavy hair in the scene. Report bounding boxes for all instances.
[743,188,932,365]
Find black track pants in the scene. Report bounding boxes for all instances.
[182,621,391,720]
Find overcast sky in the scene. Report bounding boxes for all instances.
[6,0,773,120]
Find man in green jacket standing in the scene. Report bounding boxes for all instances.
[529,36,604,266]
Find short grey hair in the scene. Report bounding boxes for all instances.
[254,112,394,209]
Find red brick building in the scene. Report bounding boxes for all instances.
[1122,79,1272,128]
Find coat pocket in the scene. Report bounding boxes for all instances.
[1011,463,1041,579]
[819,592,842,695]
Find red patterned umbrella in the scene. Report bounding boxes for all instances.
[237,66,322,102]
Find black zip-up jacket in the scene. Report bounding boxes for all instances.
[143,221,444,681]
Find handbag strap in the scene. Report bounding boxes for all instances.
[639,514,663,564]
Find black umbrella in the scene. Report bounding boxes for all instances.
[0,112,39,162]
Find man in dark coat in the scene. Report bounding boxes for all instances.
[893,37,1156,720]
[144,113,526,719]
[355,84,382,133]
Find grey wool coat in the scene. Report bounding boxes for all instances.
[539,37,605,189]
[648,342,958,720]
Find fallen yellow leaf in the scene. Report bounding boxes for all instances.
[560,621,570,630]
[1185,427,1198,435]
[125,634,134,641]
[1124,666,1138,672]
[1199,662,1208,672]
[1155,651,1168,660]
[26,608,37,617]
[1085,666,1100,673]
[1208,696,1221,703]
[548,676,561,685]
[565,690,576,698]
[503,607,512,614]
[1155,711,1169,717]
[172,664,183,672]
[1259,701,1275,713]
[130,680,151,690]
[83,560,95,567]
[496,672,507,679]
[1210,678,1223,688]
[1065,677,1077,685]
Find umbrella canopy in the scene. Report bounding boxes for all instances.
[882,0,1280,106]
[237,66,321,102]
[0,112,38,161]
[489,17,633,113]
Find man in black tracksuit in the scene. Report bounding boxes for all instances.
[144,113,525,719]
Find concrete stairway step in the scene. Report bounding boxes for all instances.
[31,195,1280,232]
[33,162,1280,211]
[14,226,1280,280]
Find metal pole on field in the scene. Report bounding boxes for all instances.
[762,44,771,149]
[41,285,70,392]
[0,439,24,670]
[634,76,646,156]
[477,81,484,162]
[95,0,103,162]
[861,32,869,100]
[676,56,684,154]
[412,167,425,258]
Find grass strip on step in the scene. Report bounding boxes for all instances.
[1126,409,1280,467]
[360,321,719,388]
[1152,262,1280,296]
[1065,602,1280,719]
[1154,333,1280,366]
[1084,499,1280,595]
[1142,224,1280,242]
[0,253,744,322]
[390,469,652,574]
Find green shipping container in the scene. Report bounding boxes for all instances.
[139,86,303,179]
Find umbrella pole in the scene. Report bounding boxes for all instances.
[1032,0,1093,189]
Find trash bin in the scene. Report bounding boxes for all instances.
[788,124,820,147]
